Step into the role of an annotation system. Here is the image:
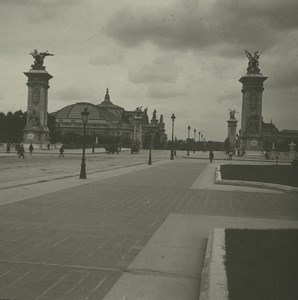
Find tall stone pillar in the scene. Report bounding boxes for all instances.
[227,115,238,152]
[239,50,267,153]
[23,50,53,148]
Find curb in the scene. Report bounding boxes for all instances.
[199,229,229,300]
[215,165,298,193]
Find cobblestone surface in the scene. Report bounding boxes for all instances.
[0,154,297,299]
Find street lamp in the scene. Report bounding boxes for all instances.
[201,134,203,152]
[187,125,191,156]
[79,108,89,179]
[193,128,196,153]
[92,124,95,153]
[170,113,176,160]
[148,131,152,165]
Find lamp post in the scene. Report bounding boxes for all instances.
[79,108,89,179]
[92,124,95,153]
[193,128,196,153]
[187,125,191,156]
[170,113,176,160]
[148,131,152,165]
[201,134,203,152]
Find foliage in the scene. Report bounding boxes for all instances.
[0,110,57,143]
[167,138,224,151]
[0,110,26,143]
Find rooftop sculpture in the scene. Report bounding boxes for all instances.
[30,49,54,70]
[229,109,238,119]
[244,50,260,74]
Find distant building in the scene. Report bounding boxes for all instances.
[50,89,167,149]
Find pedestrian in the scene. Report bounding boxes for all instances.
[209,150,214,163]
[228,152,233,160]
[174,149,177,157]
[19,144,25,158]
[16,143,21,155]
[6,142,10,153]
[29,143,34,156]
[47,142,51,150]
[59,145,64,158]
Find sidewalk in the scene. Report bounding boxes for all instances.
[103,214,298,300]
[0,155,297,299]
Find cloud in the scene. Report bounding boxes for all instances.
[0,0,79,7]
[263,31,298,89]
[146,83,189,99]
[129,55,180,83]
[105,0,298,57]
[53,86,92,102]
[90,50,124,66]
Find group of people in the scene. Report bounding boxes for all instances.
[18,144,33,158]
[4,141,64,158]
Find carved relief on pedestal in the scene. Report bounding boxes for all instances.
[230,126,236,135]
[27,109,40,128]
[247,115,259,134]
[249,89,258,112]
[32,86,40,105]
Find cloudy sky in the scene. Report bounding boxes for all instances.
[0,0,297,140]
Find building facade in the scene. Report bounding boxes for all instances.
[51,89,167,149]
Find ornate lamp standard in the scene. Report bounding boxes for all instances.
[92,124,95,153]
[170,113,176,160]
[187,125,191,156]
[201,133,203,151]
[198,131,201,151]
[148,131,152,165]
[193,128,196,153]
[79,108,89,179]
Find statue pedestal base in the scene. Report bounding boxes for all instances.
[240,136,263,152]
[23,126,50,149]
[23,68,52,147]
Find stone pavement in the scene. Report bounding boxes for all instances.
[103,214,298,300]
[0,152,297,299]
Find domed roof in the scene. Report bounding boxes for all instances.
[55,102,121,123]
[97,88,124,120]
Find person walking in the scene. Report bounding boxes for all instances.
[59,145,64,158]
[209,150,214,163]
[6,142,10,153]
[19,144,25,159]
[29,143,34,156]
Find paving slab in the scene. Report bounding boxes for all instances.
[103,214,298,300]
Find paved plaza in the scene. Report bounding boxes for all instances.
[0,149,297,299]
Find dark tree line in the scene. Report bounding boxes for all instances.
[0,110,26,143]
[167,139,225,151]
[0,110,56,143]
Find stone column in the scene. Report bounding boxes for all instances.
[227,117,238,152]
[23,69,53,148]
[289,141,296,160]
[239,73,267,152]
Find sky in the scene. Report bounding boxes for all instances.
[0,0,297,141]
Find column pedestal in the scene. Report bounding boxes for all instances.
[239,73,267,153]
[23,69,53,148]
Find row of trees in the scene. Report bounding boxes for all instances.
[167,139,225,152]
[0,110,56,143]
[0,110,26,143]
